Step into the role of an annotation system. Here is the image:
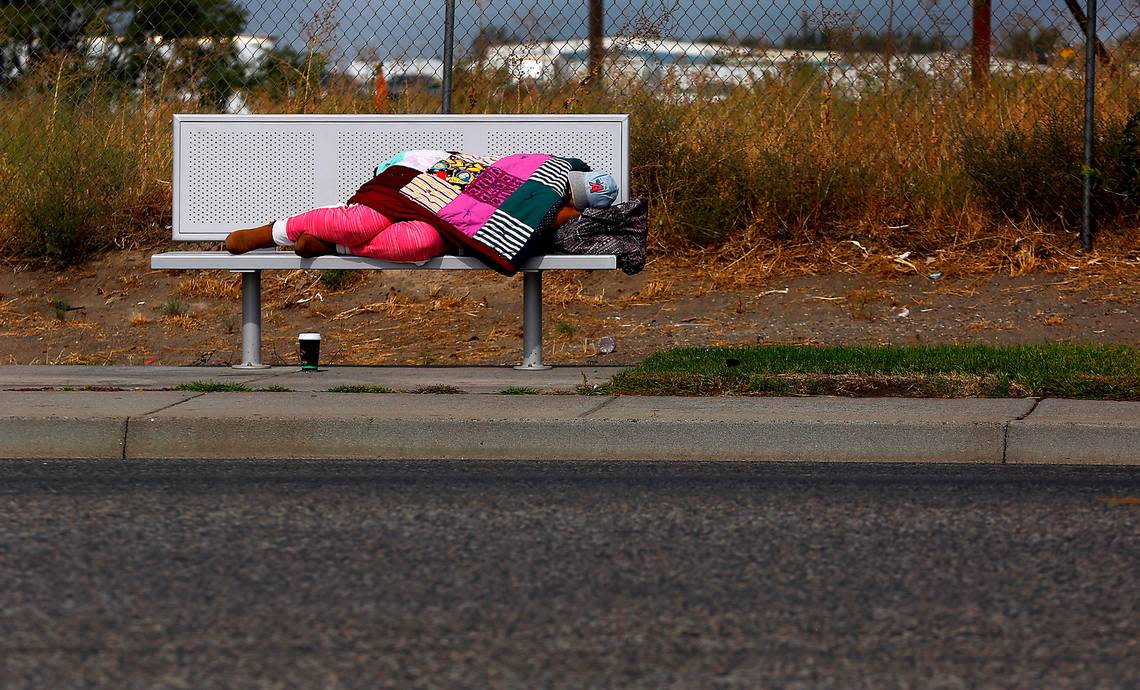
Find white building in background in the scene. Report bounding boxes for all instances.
[1,34,274,90]
[84,34,275,77]
[474,37,1057,99]
[344,57,446,95]
[479,37,734,81]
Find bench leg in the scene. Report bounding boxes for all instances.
[514,270,551,371]
[233,270,271,369]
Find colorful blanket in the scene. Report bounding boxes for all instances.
[348,152,589,275]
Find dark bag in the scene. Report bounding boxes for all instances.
[550,196,649,275]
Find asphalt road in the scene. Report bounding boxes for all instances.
[1,460,1137,689]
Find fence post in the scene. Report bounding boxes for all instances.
[1082,0,1097,251]
[588,0,604,85]
[971,0,991,90]
[442,0,455,114]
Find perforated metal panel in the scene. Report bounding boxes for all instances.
[173,114,630,241]
[484,130,616,170]
[335,129,457,200]
[185,129,317,227]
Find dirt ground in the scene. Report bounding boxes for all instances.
[0,249,1136,367]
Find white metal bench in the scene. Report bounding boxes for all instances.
[151,113,630,369]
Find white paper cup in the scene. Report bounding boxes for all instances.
[298,333,321,371]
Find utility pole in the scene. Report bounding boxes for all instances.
[971,0,991,90]
[588,0,604,86]
[1082,0,1098,251]
[442,0,455,113]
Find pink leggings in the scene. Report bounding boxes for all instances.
[276,204,447,262]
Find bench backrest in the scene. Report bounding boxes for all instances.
[172,113,631,242]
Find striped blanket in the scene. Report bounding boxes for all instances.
[348,152,588,275]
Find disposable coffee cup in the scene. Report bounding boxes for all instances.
[298,333,321,371]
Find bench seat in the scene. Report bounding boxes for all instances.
[151,251,616,271]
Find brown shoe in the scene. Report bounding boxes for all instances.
[225,224,275,254]
[294,233,337,258]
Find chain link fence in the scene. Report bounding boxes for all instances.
[3,1,1137,112]
[2,1,1139,264]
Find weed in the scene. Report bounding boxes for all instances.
[413,384,466,394]
[174,381,253,392]
[161,298,187,317]
[221,314,239,334]
[959,111,1140,230]
[258,385,294,392]
[318,269,357,291]
[555,321,578,337]
[575,382,605,395]
[499,386,540,395]
[327,384,394,393]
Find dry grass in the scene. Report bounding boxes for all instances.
[3,49,1139,279]
[160,314,204,330]
[541,271,612,308]
[846,287,893,320]
[650,219,1139,293]
[47,349,136,365]
[177,274,243,300]
[0,297,101,337]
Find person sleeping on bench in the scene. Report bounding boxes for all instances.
[224,149,619,265]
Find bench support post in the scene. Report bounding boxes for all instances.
[234,270,271,369]
[515,270,550,371]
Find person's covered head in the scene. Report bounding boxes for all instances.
[568,170,619,211]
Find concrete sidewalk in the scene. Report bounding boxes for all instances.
[1,366,1138,464]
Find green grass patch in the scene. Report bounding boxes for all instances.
[161,298,188,317]
[413,385,467,395]
[318,269,358,291]
[603,344,1140,400]
[327,385,394,394]
[554,321,578,337]
[499,386,541,395]
[174,381,254,392]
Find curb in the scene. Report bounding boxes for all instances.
[3,392,1138,464]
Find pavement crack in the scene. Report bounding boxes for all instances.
[578,396,617,418]
[120,417,129,460]
[1002,397,1043,464]
[1015,397,1042,421]
[122,393,207,460]
[142,392,206,417]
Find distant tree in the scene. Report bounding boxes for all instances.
[0,0,246,85]
[127,0,245,40]
[783,12,860,52]
[998,25,1063,64]
[250,44,328,101]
